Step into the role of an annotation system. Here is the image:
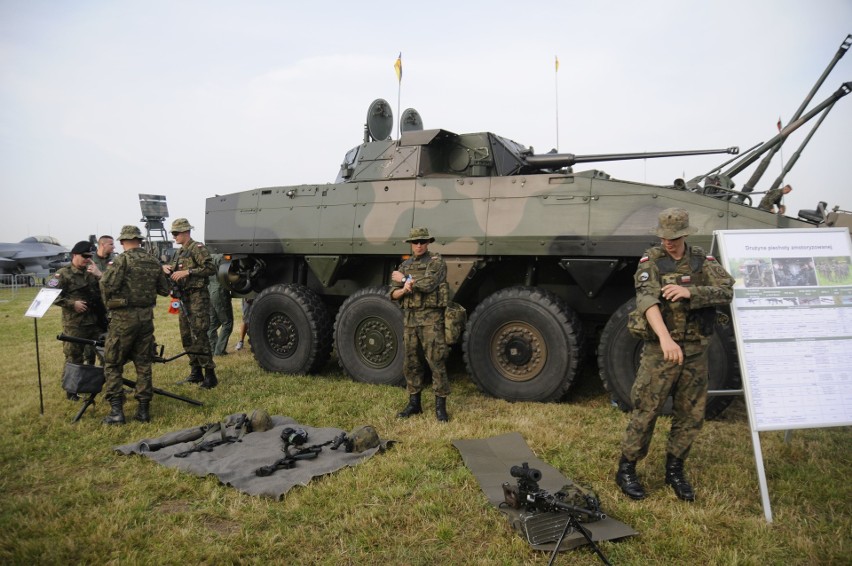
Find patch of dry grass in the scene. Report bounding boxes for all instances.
[0,288,850,565]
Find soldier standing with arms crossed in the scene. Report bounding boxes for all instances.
[100,225,170,424]
[389,227,451,422]
[616,208,733,501]
[163,218,218,389]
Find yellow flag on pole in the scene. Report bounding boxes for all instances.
[555,55,559,73]
[394,53,402,82]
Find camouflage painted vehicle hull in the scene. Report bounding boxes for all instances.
[206,127,822,418]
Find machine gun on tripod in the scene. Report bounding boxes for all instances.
[502,463,610,566]
[57,333,203,422]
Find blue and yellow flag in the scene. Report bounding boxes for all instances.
[394,53,402,82]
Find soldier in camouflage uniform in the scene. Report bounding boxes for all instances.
[757,184,793,214]
[163,218,218,389]
[99,225,171,424]
[389,227,451,422]
[616,208,734,502]
[48,240,107,398]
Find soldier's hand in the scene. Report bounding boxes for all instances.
[661,284,691,302]
[403,278,414,293]
[171,270,190,282]
[87,263,102,278]
[391,270,405,283]
[162,265,173,275]
[660,337,684,365]
[73,300,88,313]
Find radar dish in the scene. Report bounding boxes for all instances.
[400,108,423,133]
[366,99,393,141]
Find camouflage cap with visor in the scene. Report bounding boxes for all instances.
[404,227,435,243]
[652,208,698,240]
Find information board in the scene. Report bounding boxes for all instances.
[716,228,852,432]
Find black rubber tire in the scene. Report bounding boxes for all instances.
[597,297,740,419]
[463,286,582,402]
[249,283,332,374]
[333,286,405,386]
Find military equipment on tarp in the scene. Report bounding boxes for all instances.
[57,334,203,422]
[172,413,262,457]
[254,426,336,477]
[502,463,609,565]
[329,425,381,453]
[205,35,851,419]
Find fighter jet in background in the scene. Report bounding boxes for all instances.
[0,236,70,285]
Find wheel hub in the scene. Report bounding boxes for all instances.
[491,322,547,382]
[355,317,396,369]
[266,313,298,358]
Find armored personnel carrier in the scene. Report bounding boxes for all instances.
[206,41,850,418]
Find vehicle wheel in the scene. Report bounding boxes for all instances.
[333,286,405,386]
[463,286,582,402]
[598,298,740,419]
[249,283,332,374]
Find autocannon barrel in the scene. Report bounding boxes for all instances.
[523,146,739,169]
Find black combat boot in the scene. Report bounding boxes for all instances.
[201,367,218,389]
[665,453,695,502]
[615,456,646,500]
[134,401,150,423]
[102,399,125,425]
[179,366,203,384]
[397,392,422,418]
[435,396,449,422]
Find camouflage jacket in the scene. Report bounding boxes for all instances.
[170,238,215,291]
[389,251,449,326]
[48,265,106,328]
[101,248,170,309]
[634,245,734,342]
[757,187,784,211]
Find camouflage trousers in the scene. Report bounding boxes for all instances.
[403,321,449,397]
[621,341,709,462]
[178,288,214,369]
[61,323,102,367]
[103,308,156,403]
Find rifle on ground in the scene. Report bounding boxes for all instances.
[254,426,334,477]
[502,463,610,566]
[57,334,203,422]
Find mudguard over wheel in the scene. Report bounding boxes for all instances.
[598,297,740,419]
[333,286,405,386]
[463,286,582,402]
[249,283,332,374]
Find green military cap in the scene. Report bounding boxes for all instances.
[652,208,698,239]
[404,227,435,243]
[170,218,194,233]
[118,225,143,241]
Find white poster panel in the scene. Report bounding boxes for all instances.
[25,288,62,318]
[716,228,852,432]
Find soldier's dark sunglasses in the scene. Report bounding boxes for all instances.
[410,239,430,245]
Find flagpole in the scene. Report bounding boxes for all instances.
[395,53,403,140]
[777,117,785,184]
[554,55,560,151]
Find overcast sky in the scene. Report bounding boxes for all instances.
[1,0,850,249]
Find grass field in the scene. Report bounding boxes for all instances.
[1,287,850,565]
